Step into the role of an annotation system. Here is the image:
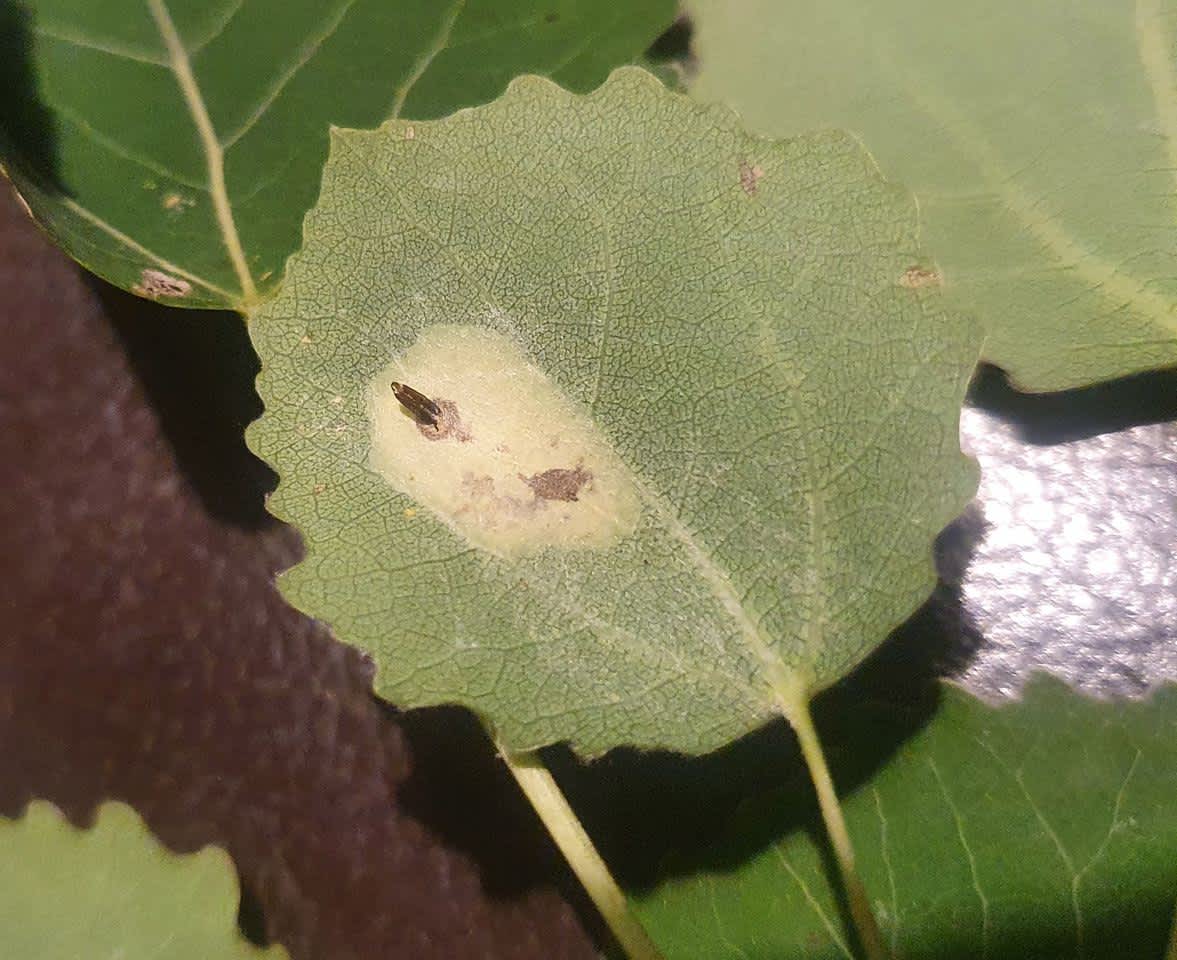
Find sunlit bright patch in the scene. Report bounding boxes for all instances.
[368,325,641,557]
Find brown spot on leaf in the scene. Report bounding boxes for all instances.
[899,266,941,288]
[738,160,764,195]
[416,398,471,443]
[460,473,496,503]
[132,269,191,300]
[162,192,192,213]
[520,464,592,502]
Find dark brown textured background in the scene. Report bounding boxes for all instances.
[0,183,602,960]
[2,150,1175,958]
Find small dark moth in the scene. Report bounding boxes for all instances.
[391,381,442,427]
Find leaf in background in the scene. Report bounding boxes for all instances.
[633,678,1177,959]
[0,801,286,959]
[687,0,1177,392]
[0,0,675,309]
[248,67,980,756]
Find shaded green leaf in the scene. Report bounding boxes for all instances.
[0,0,675,308]
[248,68,980,756]
[634,678,1177,959]
[687,0,1177,391]
[0,800,285,959]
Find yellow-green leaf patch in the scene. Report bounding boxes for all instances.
[688,0,1177,391]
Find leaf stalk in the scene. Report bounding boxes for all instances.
[498,745,665,960]
[783,695,889,960]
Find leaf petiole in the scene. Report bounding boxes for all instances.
[498,745,665,960]
[779,692,889,960]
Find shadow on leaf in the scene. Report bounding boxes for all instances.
[0,1,63,194]
[94,279,278,529]
[392,511,987,951]
[969,361,1177,444]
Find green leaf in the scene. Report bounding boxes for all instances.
[0,0,675,309]
[687,0,1177,392]
[248,67,980,756]
[0,800,286,959]
[633,678,1177,959]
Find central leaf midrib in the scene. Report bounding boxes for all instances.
[714,208,832,703]
[529,569,766,708]
[634,480,799,701]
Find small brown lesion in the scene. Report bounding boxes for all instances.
[520,463,592,502]
[739,159,764,195]
[162,192,193,213]
[416,397,471,442]
[133,268,192,299]
[898,265,941,289]
[392,382,471,442]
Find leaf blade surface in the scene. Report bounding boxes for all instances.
[688,0,1177,390]
[0,801,286,959]
[0,0,675,307]
[634,678,1177,959]
[249,68,981,755]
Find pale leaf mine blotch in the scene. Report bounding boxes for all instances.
[368,326,640,557]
